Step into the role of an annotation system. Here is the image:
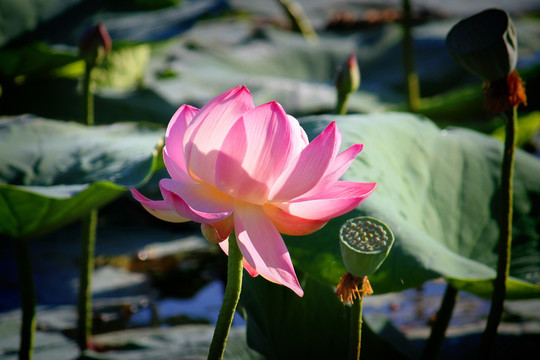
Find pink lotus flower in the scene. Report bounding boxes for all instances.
[130,86,376,296]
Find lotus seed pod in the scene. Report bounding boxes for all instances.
[339,216,394,278]
[446,8,517,81]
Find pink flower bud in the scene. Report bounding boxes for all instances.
[335,53,361,96]
[79,23,112,66]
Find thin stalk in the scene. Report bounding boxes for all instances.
[207,234,244,360]
[13,237,36,360]
[348,296,363,360]
[277,0,318,44]
[77,61,97,350]
[402,0,420,112]
[421,283,459,360]
[479,106,517,356]
[336,93,351,116]
[82,64,94,126]
[77,208,97,350]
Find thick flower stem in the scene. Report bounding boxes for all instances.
[349,296,363,360]
[208,235,244,360]
[13,237,36,360]
[479,106,517,356]
[420,283,459,360]
[402,0,420,113]
[77,61,97,350]
[77,208,97,350]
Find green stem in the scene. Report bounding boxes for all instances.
[77,62,97,350]
[421,283,459,360]
[336,93,351,116]
[277,0,318,44]
[348,296,363,360]
[13,237,36,360]
[479,106,517,356]
[402,0,420,113]
[83,63,94,126]
[207,234,244,360]
[77,208,97,350]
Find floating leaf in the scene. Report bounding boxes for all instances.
[0,116,165,238]
[0,183,123,239]
[286,113,540,299]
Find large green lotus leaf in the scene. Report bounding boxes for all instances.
[285,112,540,299]
[0,183,124,239]
[0,116,165,238]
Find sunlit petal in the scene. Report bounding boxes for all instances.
[287,115,309,150]
[303,143,364,196]
[263,203,327,236]
[184,86,254,186]
[129,187,189,223]
[159,179,234,223]
[276,181,376,220]
[234,202,303,296]
[163,105,199,182]
[269,121,341,202]
[215,102,297,204]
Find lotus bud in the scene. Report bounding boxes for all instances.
[79,22,112,67]
[446,8,517,82]
[339,216,394,278]
[335,53,360,97]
